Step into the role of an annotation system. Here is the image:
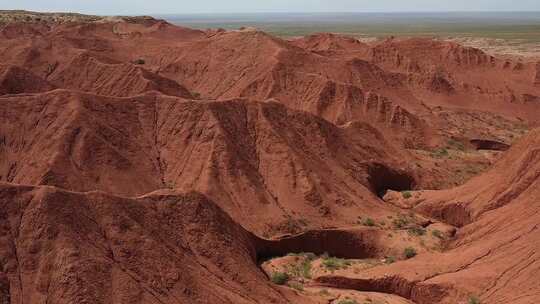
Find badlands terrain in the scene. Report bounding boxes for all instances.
[0,10,540,304]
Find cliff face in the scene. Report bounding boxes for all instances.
[535,62,540,85]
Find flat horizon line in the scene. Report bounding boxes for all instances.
[3,9,540,17]
[155,10,540,15]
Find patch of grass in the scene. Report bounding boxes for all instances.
[385,256,396,264]
[319,289,331,296]
[403,247,417,259]
[287,252,317,260]
[338,299,358,304]
[270,272,289,285]
[408,226,426,236]
[361,217,376,227]
[294,259,312,279]
[432,229,444,239]
[468,296,481,304]
[284,254,314,279]
[392,214,410,229]
[402,191,412,199]
[301,260,312,278]
[432,147,450,158]
[322,256,352,271]
[288,281,304,291]
[447,139,465,151]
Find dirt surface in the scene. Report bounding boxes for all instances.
[1,10,540,304]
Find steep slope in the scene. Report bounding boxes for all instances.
[1,11,540,304]
[369,38,540,119]
[0,65,55,94]
[0,184,305,304]
[535,62,540,86]
[371,38,496,70]
[291,33,371,55]
[412,128,540,226]
[48,53,194,98]
[0,90,165,196]
[308,129,540,304]
[157,30,429,138]
[0,89,415,235]
[0,17,204,98]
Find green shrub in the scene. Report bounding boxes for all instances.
[432,148,449,158]
[133,58,145,65]
[385,256,396,264]
[319,289,331,296]
[286,256,312,279]
[288,281,304,291]
[301,260,312,278]
[468,296,481,304]
[402,191,412,199]
[270,272,289,285]
[447,139,465,151]
[322,257,351,271]
[289,259,312,279]
[361,217,376,227]
[408,226,426,236]
[337,300,358,304]
[403,247,417,259]
[392,214,409,229]
[432,229,444,239]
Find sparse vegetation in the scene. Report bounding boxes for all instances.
[270,272,289,285]
[432,229,444,239]
[385,256,396,264]
[408,226,426,236]
[432,147,450,158]
[300,259,312,278]
[288,258,313,279]
[322,256,352,271]
[319,289,331,296]
[402,191,412,199]
[361,217,376,227]
[392,214,410,229]
[447,139,465,151]
[403,247,417,259]
[192,92,201,99]
[468,296,481,304]
[337,299,358,304]
[288,281,304,291]
[133,58,146,65]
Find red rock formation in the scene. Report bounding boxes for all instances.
[1,11,540,304]
[0,89,414,235]
[535,62,540,85]
[0,65,55,94]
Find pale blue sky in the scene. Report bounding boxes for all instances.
[1,0,539,15]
